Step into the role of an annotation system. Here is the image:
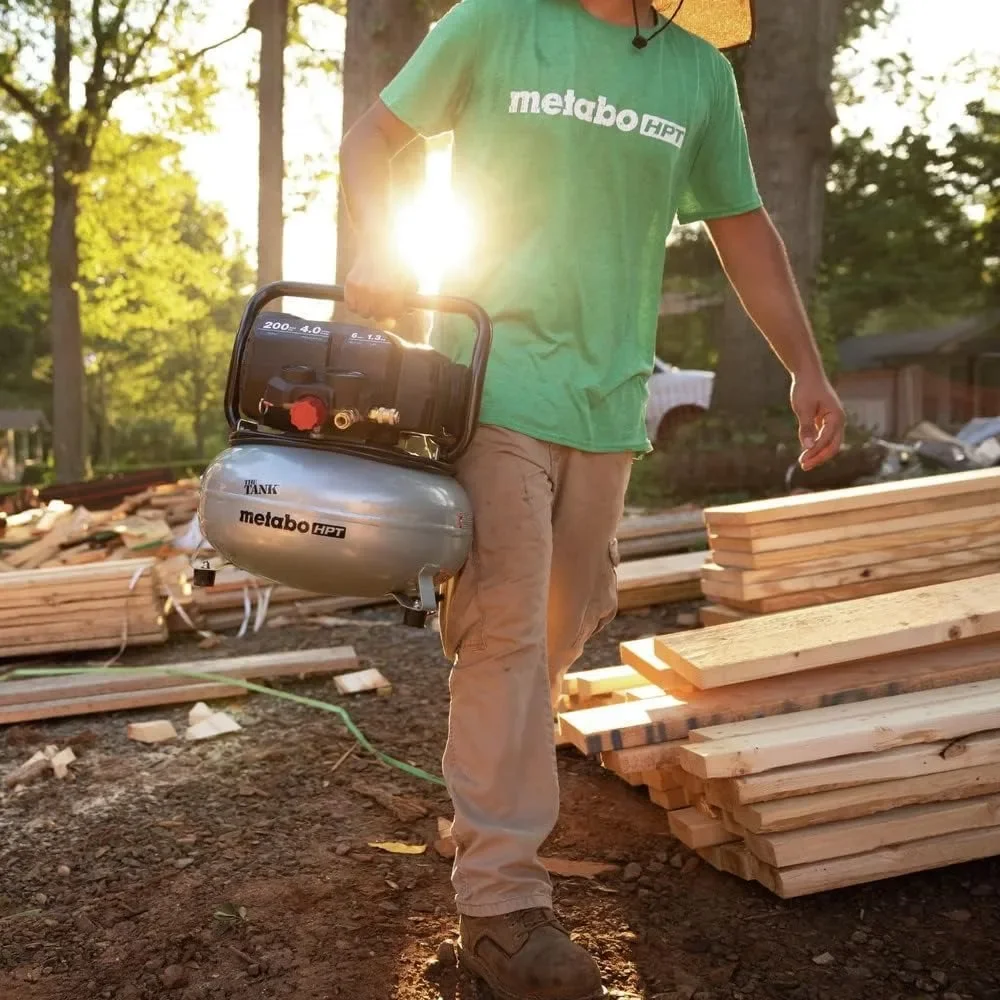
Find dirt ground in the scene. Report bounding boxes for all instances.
[2,604,999,1000]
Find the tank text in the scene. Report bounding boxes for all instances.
[244,480,280,496]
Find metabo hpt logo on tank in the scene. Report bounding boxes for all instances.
[508,89,687,149]
[239,509,347,539]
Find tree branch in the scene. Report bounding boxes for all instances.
[108,23,251,99]
[112,0,172,91]
[0,75,52,135]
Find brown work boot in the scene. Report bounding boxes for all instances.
[457,907,604,1000]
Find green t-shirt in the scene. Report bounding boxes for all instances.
[380,0,762,453]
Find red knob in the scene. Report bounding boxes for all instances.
[289,396,327,431]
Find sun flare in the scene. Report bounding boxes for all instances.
[394,143,474,296]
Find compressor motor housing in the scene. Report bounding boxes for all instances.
[240,311,473,451]
[197,281,493,627]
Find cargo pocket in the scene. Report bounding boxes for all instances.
[439,551,487,663]
[593,537,621,635]
[574,537,621,649]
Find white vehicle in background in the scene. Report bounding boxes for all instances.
[645,357,715,445]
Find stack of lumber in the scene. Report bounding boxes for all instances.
[698,467,1000,620]
[669,685,1000,898]
[0,559,168,660]
[0,646,357,724]
[557,573,1000,895]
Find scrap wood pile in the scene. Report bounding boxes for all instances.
[0,475,707,660]
[697,467,1000,624]
[557,573,1000,898]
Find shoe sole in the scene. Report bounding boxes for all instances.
[457,943,607,1000]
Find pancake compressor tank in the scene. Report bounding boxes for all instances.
[197,281,492,627]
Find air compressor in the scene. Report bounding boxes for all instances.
[196,281,492,627]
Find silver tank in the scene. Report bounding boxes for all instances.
[198,443,473,601]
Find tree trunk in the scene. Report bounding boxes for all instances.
[711,0,845,419]
[336,0,436,319]
[49,162,87,482]
[256,0,287,294]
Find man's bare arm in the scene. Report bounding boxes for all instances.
[706,207,846,471]
[339,100,421,319]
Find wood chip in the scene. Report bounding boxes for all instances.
[335,668,392,696]
[185,711,242,742]
[50,746,76,779]
[127,720,179,744]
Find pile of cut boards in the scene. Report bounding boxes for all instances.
[698,467,1000,622]
[0,500,707,659]
[0,647,358,726]
[0,560,168,660]
[558,573,1000,897]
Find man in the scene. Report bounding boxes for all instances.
[340,1,845,997]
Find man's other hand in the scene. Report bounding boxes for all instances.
[791,371,846,472]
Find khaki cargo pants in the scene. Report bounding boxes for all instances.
[439,424,634,917]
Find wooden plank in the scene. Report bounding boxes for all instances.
[703,543,1000,602]
[704,467,1000,528]
[698,843,755,881]
[739,793,1000,868]
[688,680,1000,743]
[0,555,158,585]
[702,560,1000,615]
[642,767,684,791]
[617,579,702,610]
[0,647,357,708]
[717,732,1000,806]
[617,531,707,561]
[598,741,686,774]
[730,762,1000,833]
[0,682,248,725]
[0,596,161,625]
[668,807,738,849]
[710,515,1000,571]
[649,786,691,810]
[558,638,1000,755]
[616,510,704,542]
[616,551,707,593]
[655,574,1000,690]
[752,825,1000,899]
[708,529,1000,586]
[620,684,672,702]
[711,490,988,541]
[619,637,695,695]
[708,502,1000,556]
[573,665,648,699]
[679,680,1000,780]
[0,633,169,659]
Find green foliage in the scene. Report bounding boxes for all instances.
[0,121,49,410]
[818,97,999,339]
[0,120,253,466]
